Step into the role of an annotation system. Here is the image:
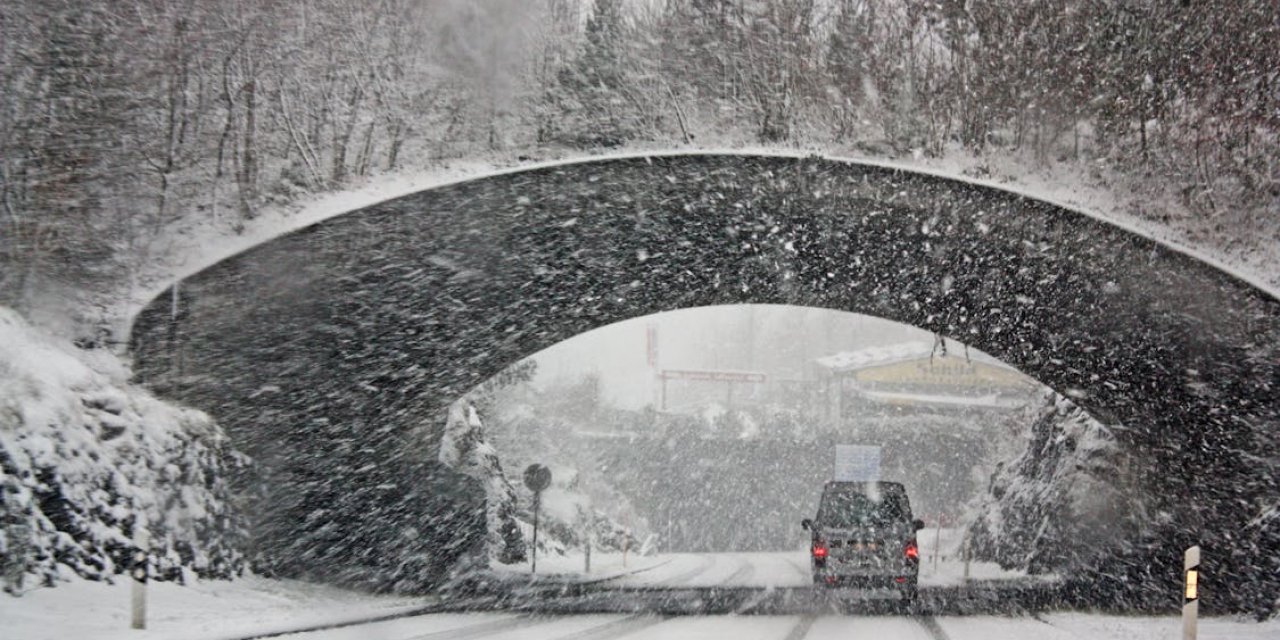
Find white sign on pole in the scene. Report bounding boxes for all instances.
[834,445,881,481]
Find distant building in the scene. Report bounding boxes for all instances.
[809,341,1039,421]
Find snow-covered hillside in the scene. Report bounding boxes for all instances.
[0,307,246,592]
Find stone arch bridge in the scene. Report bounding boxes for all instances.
[130,153,1279,610]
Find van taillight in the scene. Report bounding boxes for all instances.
[904,541,919,560]
[812,543,828,559]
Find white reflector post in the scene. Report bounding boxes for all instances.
[131,528,150,630]
[1183,545,1200,640]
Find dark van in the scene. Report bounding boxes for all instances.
[801,480,924,602]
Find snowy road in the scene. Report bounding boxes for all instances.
[267,611,1278,640]
[487,551,1056,617]
[497,548,1033,590]
[599,553,802,588]
[7,572,1275,640]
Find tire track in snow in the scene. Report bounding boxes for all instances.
[781,614,817,640]
[719,555,756,587]
[916,615,952,640]
[403,614,540,640]
[576,556,675,586]
[547,614,669,640]
[783,556,811,583]
[659,554,719,587]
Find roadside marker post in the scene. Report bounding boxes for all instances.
[1183,545,1200,640]
[532,491,541,575]
[130,528,150,630]
[932,521,942,574]
[578,506,591,574]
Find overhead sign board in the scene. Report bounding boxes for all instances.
[660,369,766,383]
[853,359,1032,390]
[834,445,881,481]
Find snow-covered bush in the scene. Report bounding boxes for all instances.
[0,308,246,593]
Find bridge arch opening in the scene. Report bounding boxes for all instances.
[462,304,1135,590]
[128,153,1280,611]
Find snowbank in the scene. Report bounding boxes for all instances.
[0,573,426,640]
[0,307,246,592]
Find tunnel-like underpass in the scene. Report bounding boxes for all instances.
[129,153,1280,612]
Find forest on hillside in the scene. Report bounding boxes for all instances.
[2,0,1277,311]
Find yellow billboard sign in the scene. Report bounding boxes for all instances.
[852,358,1032,391]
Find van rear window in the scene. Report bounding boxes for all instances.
[817,491,908,528]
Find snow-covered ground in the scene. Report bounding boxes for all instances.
[942,614,1278,640]
[0,575,429,640]
[62,606,1268,640]
[5,562,1273,640]
[490,550,669,585]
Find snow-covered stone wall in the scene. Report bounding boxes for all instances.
[0,308,246,593]
[970,391,1280,617]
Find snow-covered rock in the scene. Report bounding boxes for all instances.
[967,390,1139,574]
[0,307,246,593]
[439,400,525,565]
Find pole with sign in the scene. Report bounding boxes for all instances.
[932,522,942,574]
[1183,545,1199,640]
[523,464,552,576]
